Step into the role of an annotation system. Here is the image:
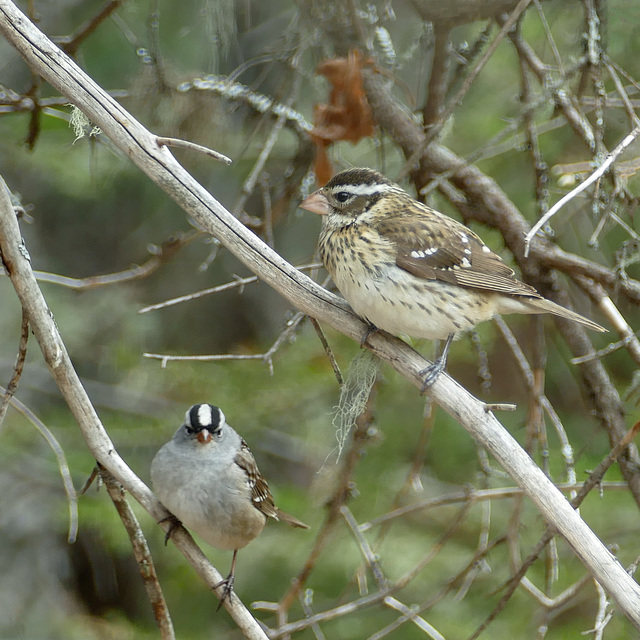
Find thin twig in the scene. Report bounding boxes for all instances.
[533,0,564,74]
[392,502,473,592]
[26,231,199,290]
[570,335,636,364]
[79,466,101,494]
[261,311,308,376]
[397,0,532,181]
[456,469,491,601]
[144,310,307,374]
[589,579,613,640]
[524,127,640,257]
[369,597,446,640]
[156,136,232,165]
[493,317,575,472]
[422,26,451,127]
[603,57,640,129]
[360,481,629,531]
[146,0,168,90]
[56,0,126,56]
[298,589,328,640]
[270,386,377,616]
[144,352,266,366]
[571,275,640,369]
[367,537,507,640]
[1,388,78,543]
[99,464,175,640]
[138,261,322,314]
[140,273,260,313]
[469,419,640,639]
[419,60,590,197]
[309,316,343,385]
[270,503,474,639]
[259,173,275,248]
[374,397,436,546]
[234,73,301,216]
[0,309,28,428]
[505,17,597,152]
[340,506,388,589]
[517,17,549,222]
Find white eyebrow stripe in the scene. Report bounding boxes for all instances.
[332,182,397,197]
[197,404,214,426]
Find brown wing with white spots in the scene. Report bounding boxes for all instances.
[377,197,543,299]
[234,440,279,520]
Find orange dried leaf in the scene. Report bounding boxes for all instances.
[310,50,377,180]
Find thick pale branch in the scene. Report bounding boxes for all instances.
[361,63,640,505]
[1,0,640,627]
[0,186,266,635]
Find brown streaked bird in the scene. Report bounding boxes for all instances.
[301,167,605,389]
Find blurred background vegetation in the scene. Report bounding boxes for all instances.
[1,0,640,638]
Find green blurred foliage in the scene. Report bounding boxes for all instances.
[1,0,640,638]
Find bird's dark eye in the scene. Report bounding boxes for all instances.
[334,191,351,203]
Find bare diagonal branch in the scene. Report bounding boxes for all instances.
[1,1,640,629]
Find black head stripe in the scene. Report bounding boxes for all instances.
[323,168,402,215]
[326,167,392,190]
[186,403,223,433]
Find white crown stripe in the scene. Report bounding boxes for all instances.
[197,403,214,426]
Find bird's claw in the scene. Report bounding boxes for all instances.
[214,574,235,611]
[158,514,182,546]
[419,333,454,393]
[419,358,445,393]
[360,323,379,346]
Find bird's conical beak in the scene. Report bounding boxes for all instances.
[197,428,212,444]
[300,190,329,215]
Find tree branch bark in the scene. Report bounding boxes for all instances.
[1,0,640,629]
[361,67,640,507]
[0,185,268,640]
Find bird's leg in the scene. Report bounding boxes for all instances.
[158,514,182,546]
[419,333,454,393]
[360,322,379,346]
[215,549,238,611]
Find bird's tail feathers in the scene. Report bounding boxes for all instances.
[520,297,606,333]
[276,508,309,529]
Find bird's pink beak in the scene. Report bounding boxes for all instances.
[300,190,329,215]
[197,429,212,444]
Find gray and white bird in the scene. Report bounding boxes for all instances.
[151,403,308,605]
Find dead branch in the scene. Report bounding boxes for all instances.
[1,1,640,629]
[361,65,640,507]
[156,136,232,165]
[525,126,640,256]
[0,309,28,427]
[98,464,175,639]
[55,0,126,57]
[27,230,199,290]
[1,389,78,543]
[398,0,532,181]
